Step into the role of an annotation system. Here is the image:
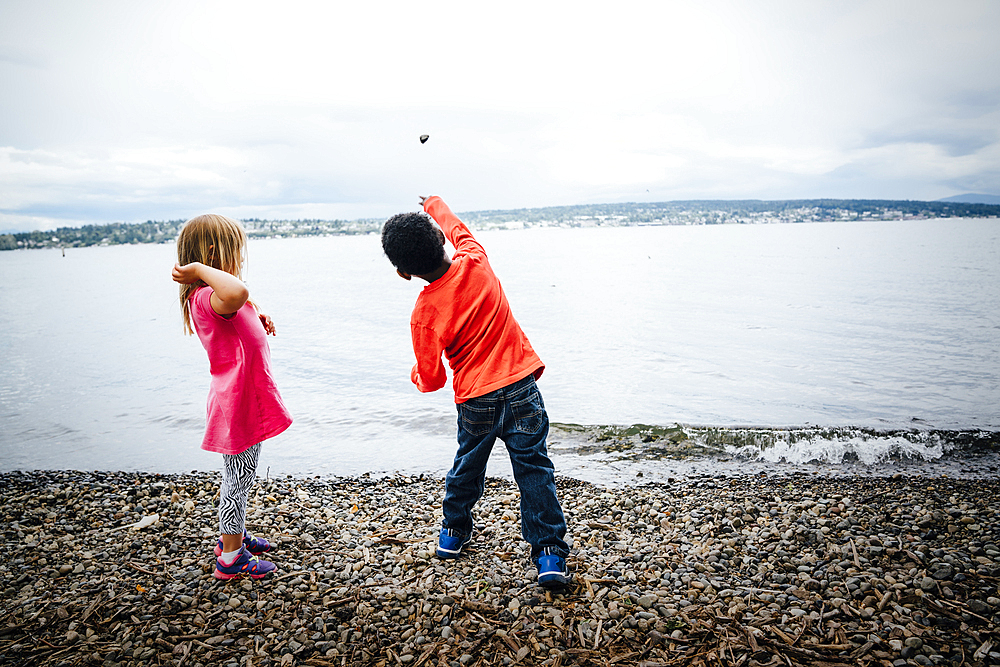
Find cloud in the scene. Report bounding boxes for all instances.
[2,1,999,231]
[0,45,48,69]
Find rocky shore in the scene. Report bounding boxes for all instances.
[1,470,998,667]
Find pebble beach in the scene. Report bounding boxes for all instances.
[2,469,999,667]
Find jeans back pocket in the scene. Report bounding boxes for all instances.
[511,388,545,435]
[459,401,496,437]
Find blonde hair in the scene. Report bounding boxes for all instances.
[176,214,249,334]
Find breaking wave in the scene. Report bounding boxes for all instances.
[551,423,1000,466]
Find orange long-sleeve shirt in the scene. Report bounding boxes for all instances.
[409,196,544,403]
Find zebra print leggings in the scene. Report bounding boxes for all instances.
[219,443,261,536]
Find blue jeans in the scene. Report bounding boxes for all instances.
[442,375,569,559]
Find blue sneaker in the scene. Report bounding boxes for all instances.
[536,548,570,588]
[436,528,471,559]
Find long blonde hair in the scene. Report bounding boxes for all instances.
[176,214,249,334]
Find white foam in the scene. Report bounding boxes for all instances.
[725,431,945,465]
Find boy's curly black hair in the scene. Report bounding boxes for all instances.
[381,212,445,276]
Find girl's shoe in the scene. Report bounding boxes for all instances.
[214,530,272,558]
[213,547,276,580]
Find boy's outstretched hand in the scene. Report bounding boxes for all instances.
[419,195,430,207]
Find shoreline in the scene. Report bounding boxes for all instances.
[4,425,998,486]
[2,470,998,667]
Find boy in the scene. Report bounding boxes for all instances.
[381,195,570,588]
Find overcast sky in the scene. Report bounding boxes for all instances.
[2,1,999,232]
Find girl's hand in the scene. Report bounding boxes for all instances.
[172,262,203,284]
[259,313,276,336]
[173,261,249,315]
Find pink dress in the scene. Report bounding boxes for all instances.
[189,286,292,454]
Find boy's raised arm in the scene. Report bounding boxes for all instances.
[422,196,485,257]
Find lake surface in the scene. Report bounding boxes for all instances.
[1,218,998,481]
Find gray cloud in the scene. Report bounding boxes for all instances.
[863,128,998,158]
[2,1,999,231]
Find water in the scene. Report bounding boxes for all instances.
[1,218,998,481]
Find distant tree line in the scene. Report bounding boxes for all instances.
[3,199,998,251]
[2,220,186,251]
[0,217,378,251]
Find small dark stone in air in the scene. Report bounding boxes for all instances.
[419,135,429,144]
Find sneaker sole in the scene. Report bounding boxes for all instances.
[435,546,465,559]
[213,567,274,581]
[538,571,570,588]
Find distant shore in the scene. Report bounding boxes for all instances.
[2,469,998,666]
[4,197,999,251]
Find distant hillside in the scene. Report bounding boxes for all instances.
[2,198,998,251]
[460,198,1000,227]
[937,193,1000,205]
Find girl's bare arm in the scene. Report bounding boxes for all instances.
[172,262,249,315]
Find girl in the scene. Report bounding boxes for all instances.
[172,214,292,580]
